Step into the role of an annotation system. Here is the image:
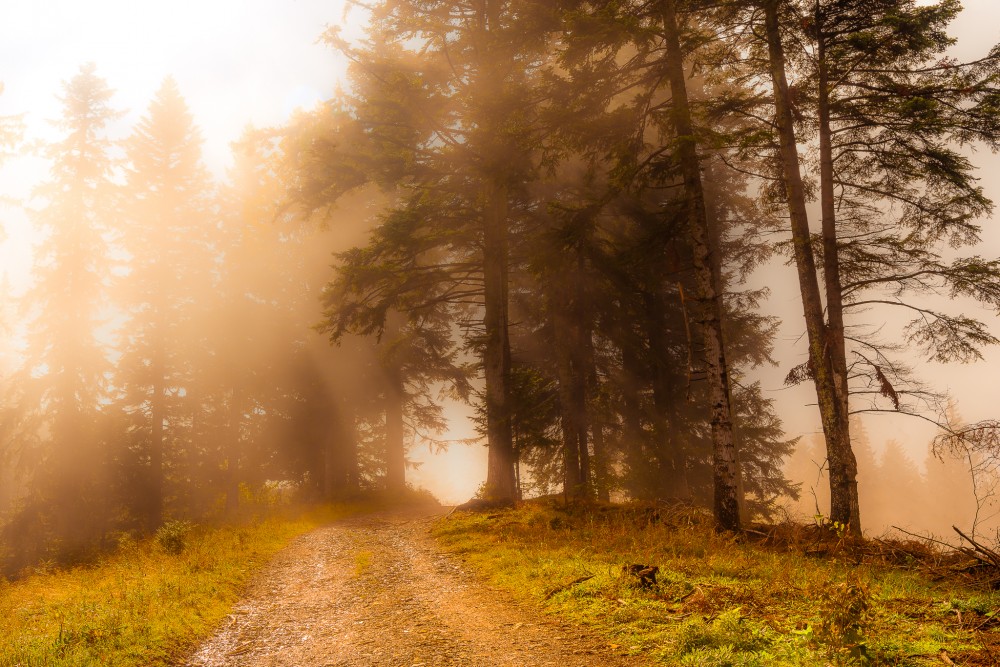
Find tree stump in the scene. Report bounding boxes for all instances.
[623,564,659,589]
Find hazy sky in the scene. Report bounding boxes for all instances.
[753,2,1000,460]
[0,1,998,501]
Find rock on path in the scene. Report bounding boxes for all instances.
[185,508,647,667]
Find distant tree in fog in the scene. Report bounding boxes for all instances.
[0,81,22,214]
[116,77,214,529]
[1,64,120,569]
[870,440,927,532]
[211,129,375,505]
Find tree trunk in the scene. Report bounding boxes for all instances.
[591,419,611,502]
[763,0,860,533]
[483,180,517,501]
[148,347,165,531]
[662,0,741,531]
[583,305,609,502]
[384,370,406,494]
[383,313,406,494]
[555,322,583,497]
[552,273,591,499]
[224,385,241,516]
[815,2,861,532]
[621,342,647,497]
[574,254,592,496]
[643,291,682,497]
[555,318,585,498]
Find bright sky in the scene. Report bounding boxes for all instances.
[0,0,366,293]
[0,1,997,499]
[0,0,362,173]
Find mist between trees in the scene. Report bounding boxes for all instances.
[2,0,1000,575]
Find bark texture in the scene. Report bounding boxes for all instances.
[662,0,742,531]
[815,6,861,532]
[483,181,518,501]
[763,0,860,533]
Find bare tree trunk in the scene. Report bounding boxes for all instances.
[662,0,742,531]
[555,320,587,498]
[475,0,517,504]
[815,2,861,532]
[621,342,647,496]
[575,258,592,496]
[224,385,242,516]
[149,347,165,531]
[644,290,687,498]
[552,270,592,499]
[555,321,583,497]
[384,370,406,494]
[763,0,860,533]
[383,313,406,494]
[591,419,611,502]
[483,181,517,501]
[582,306,608,501]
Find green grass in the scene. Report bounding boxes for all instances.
[0,502,369,667]
[432,501,1000,666]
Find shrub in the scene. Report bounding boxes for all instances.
[156,520,194,555]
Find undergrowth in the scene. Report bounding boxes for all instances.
[0,502,370,666]
[433,501,1000,666]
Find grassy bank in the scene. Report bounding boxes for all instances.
[0,502,369,666]
[433,501,1000,666]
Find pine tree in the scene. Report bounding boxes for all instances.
[2,64,119,568]
[734,0,1000,533]
[288,1,564,502]
[546,0,798,523]
[117,76,213,528]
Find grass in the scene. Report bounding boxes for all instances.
[354,549,373,576]
[0,502,370,667]
[432,501,1000,666]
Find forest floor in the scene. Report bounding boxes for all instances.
[181,500,1000,666]
[185,506,643,667]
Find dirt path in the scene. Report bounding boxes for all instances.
[185,507,647,667]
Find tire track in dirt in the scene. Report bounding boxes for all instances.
[185,508,647,666]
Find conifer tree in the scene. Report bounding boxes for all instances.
[548,0,797,524]
[117,76,213,528]
[726,0,1000,533]
[2,64,119,567]
[289,1,564,503]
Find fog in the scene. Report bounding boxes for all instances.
[2,0,1000,572]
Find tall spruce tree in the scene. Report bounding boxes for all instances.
[547,0,798,524]
[2,64,119,568]
[720,0,1000,533]
[117,77,213,528]
[289,1,564,502]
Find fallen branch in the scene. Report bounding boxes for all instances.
[890,526,955,551]
[952,526,1000,568]
[543,575,594,601]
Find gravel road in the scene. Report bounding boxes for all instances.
[185,507,646,666]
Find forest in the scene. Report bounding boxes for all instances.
[2,0,1000,578]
